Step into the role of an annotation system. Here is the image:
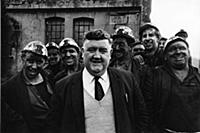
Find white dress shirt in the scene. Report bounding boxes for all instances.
[83,68,110,98]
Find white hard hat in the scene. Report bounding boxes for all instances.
[112,26,135,44]
[22,40,48,57]
[46,42,59,49]
[59,38,80,52]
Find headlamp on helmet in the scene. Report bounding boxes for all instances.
[46,42,59,50]
[59,38,80,53]
[22,41,48,57]
[164,36,189,54]
[112,26,135,44]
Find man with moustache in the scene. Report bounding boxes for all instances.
[2,41,54,133]
[139,23,164,67]
[142,36,200,132]
[54,38,83,81]
[47,29,148,133]
[44,42,63,77]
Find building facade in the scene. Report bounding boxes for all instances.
[2,0,151,82]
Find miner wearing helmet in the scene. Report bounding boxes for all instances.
[139,23,164,67]
[54,38,83,81]
[2,40,54,133]
[142,36,200,132]
[44,42,63,77]
[109,26,141,82]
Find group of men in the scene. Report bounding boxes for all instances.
[2,23,200,133]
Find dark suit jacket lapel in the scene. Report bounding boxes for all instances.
[71,71,85,133]
[108,68,132,133]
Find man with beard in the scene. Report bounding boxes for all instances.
[54,38,83,82]
[44,42,63,77]
[2,41,54,133]
[47,29,148,133]
[139,23,164,67]
[109,26,141,81]
[142,36,200,132]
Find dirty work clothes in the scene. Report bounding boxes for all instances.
[44,61,64,78]
[54,62,83,82]
[142,65,200,132]
[2,71,54,133]
[143,49,164,68]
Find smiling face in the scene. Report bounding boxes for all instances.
[165,41,190,70]
[22,52,46,80]
[141,28,159,56]
[60,46,79,67]
[82,39,112,77]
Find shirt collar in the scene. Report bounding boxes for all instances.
[83,68,109,82]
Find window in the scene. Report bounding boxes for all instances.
[73,17,94,47]
[45,17,64,44]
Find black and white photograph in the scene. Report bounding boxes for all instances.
[1,0,200,133]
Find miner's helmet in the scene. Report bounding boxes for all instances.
[112,26,135,44]
[46,42,59,50]
[59,38,80,53]
[22,40,48,57]
[139,23,161,40]
[163,36,189,55]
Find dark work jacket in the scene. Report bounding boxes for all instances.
[44,61,64,79]
[54,62,83,82]
[1,98,30,133]
[143,49,164,68]
[1,70,54,133]
[109,55,142,85]
[142,65,200,132]
[47,67,148,133]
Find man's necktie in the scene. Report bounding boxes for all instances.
[94,76,104,101]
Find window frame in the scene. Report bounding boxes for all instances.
[73,17,94,47]
[45,17,65,44]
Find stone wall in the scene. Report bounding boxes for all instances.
[2,0,151,81]
[5,0,134,8]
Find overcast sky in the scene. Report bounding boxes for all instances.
[151,0,200,67]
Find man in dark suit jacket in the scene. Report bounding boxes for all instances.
[47,29,148,133]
